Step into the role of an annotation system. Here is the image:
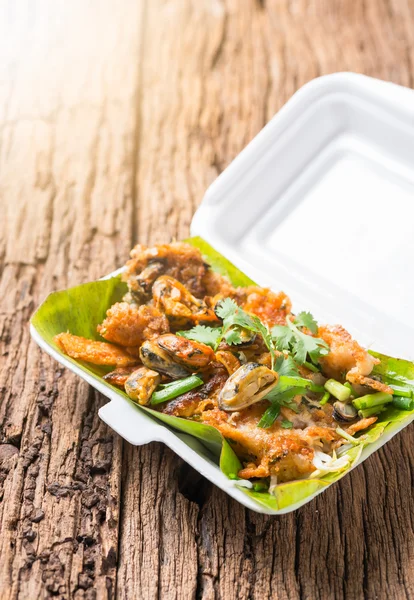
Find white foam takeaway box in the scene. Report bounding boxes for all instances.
[31,73,414,514]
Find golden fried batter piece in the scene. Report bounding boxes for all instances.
[318,324,380,381]
[162,370,227,417]
[201,404,317,482]
[346,416,377,435]
[346,373,393,394]
[103,365,140,386]
[55,333,138,367]
[97,302,169,347]
[202,270,237,297]
[124,242,208,298]
[239,287,292,326]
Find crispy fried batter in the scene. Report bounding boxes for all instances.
[318,324,379,381]
[202,270,237,297]
[103,365,139,386]
[124,242,208,298]
[346,372,393,394]
[97,302,169,347]
[346,416,378,435]
[239,287,292,326]
[201,404,318,482]
[55,333,138,367]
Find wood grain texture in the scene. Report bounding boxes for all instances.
[1,1,414,598]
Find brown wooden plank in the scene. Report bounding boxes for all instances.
[0,1,143,597]
[1,1,414,599]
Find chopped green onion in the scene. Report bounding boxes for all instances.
[343,382,358,397]
[358,406,386,418]
[278,375,324,393]
[253,481,268,492]
[228,473,238,480]
[335,427,359,445]
[303,360,319,373]
[352,392,393,411]
[281,419,293,429]
[258,403,281,429]
[324,379,351,402]
[392,396,414,411]
[319,391,330,406]
[389,384,413,398]
[150,375,203,405]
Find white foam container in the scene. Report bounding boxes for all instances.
[31,73,414,514]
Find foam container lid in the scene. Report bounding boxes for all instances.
[191,72,414,361]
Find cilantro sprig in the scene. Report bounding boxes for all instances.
[178,325,221,349]
[271,312,329,367]
[216,299,276,367]
[178,298,276,368]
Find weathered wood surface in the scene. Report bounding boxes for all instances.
[1,1,414,598]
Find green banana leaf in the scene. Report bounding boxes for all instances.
[31,236,414,512]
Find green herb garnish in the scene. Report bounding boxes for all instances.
[271,313,329,366]
[178,325,221,349]
[216,299,275,366]
[150,375,204,405]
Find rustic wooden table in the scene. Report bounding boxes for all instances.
[1,1,414,598]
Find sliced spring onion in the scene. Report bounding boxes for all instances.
[278,375,324,393]
[319,391,330,406]
[324,379,351,402]
[281,419,293,429]
[389,384,413,398]
[335,427,359,445]
[258,403,281,429]
[253,481,268,492]
[392,396,414,411]
[343,381,358,396]
[358,406,386,418]
[352,392,393,411]
[150,375,203,405]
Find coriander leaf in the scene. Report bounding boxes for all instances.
[274,355,300,377]
[216,298,276,368]
[287,319,330,366]
[265,385,307,404]
[281,419,293,429]
[216,298,239,320]
[271,325,294,351]
[224,328,243,345]
[293,337,307,365]
[294,311,318,334]
[258,388,305,428]
[177,325,222,349]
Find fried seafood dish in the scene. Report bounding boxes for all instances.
[55,242,408,488]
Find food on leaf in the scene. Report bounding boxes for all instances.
[54,332,138,366]
[51,240,414,500]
